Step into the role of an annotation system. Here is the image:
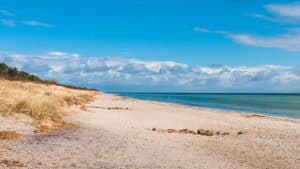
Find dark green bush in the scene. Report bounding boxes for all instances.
[0,62,97,91]
[0,63,40,81]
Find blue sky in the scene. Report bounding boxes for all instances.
[1,0,300,92]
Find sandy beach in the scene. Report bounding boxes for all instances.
[1,92,300,169]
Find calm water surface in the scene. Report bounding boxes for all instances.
[115,93,300,119]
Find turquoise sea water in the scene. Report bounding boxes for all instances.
[115,93,300,119]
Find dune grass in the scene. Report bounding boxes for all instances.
[0,79,98,131]
[0,130,22,140]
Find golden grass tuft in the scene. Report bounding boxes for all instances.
[33,125,50,133]
[0,130,22,140]
[0,79,97,131]
[0,159,25,168]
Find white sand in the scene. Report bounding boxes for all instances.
[1,93,300,169]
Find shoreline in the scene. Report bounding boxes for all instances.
[112,92,300,122]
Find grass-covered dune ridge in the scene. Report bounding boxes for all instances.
[0,79,98,132]
[0,62,96,91]
[0,63,40,81]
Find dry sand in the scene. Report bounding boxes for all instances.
[0,93,300,169]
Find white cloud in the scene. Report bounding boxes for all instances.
[265,3,300,18]
[0,19,16,27]
[227,32,300,51]
[0,9,14,16]
[0,9,53,28]
[0,51,300,92]
[249,13,292,23]
[48,51,68,56]
[250,2,300,24]
[194,26,300,51]
[48,51,80,58]
[0,19,54,28]
[194,26,228,35]
[23,20,54,28]
[194,27,211,33]
[194,2,300,51]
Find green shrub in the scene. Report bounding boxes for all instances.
[0,63,41,81]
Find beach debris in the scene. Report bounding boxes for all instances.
[242,114,265,118]
[0,130,22,140]
[179,129,197,135]
[197,129,215,136]
[113,96,129,101]
[166,129,177,133]
[237,131,244,135]
[151,128,228,136]
[80,105,89,111]
[87,106,131,110]
[222,132,230,135]
[0,159,25,168]
[108,107,124,110]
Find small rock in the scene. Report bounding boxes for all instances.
[197,129,205,135]
[197,129,214,136]
[237,131,244,135]
[152,128,157,131]
[166,129,177,133]
[179,129,189,133]
[179,129,197,135]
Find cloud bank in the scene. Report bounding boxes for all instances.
[0,51,299,92]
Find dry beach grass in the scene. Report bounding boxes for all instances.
[0,131,21,140]
[0,79,97,131]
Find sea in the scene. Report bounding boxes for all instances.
[115,93,300,119]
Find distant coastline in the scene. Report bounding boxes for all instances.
[115,92,300,119]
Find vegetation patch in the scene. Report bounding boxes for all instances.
[0,63,40,81]
[0,63,98,132]
[0,159,25,168]
[33,125,50,133]
[0,131,22,140]
[0,62,97,91]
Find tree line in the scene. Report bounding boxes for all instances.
[0,63,41,81]
[0,62,97,91]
